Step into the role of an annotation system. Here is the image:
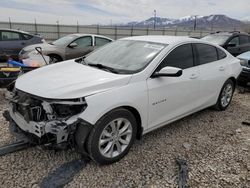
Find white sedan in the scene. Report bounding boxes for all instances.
[7,36,242,164]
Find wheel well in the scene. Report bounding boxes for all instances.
[122,106,143,140]
[229,77,236,89]
[48,53,63,61]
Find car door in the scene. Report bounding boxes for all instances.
[239,35,250,54]
[194,43,228,106]
[226,36,241,56]
[94,37,112,50]
[0,31,24,58]
[65,36,94,60]
[147,43,200,129]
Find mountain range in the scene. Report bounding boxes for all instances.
[123,15,246,30]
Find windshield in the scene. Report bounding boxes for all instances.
[52,35,76,46]
[84,40,166,74]
[201,35,229,45]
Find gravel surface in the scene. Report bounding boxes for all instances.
[0,88,249,188]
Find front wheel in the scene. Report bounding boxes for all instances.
[214,79,235,111]
[87,108,137,165]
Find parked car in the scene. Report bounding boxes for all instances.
[237,51,250,87]
[0,29,44,61]
[19,34,113,63]
[201,31,250,56]
[5,36,241,165]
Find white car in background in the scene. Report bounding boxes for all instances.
[6,36,242,165]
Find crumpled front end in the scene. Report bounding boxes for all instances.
[5,89,88,148]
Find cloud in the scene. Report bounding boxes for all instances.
[0,0,249,24]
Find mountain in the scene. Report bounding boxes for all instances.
[123,14,245,30]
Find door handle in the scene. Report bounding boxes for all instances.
[190,74,198,79]
[21,42,26,45]
[219,66,225,71]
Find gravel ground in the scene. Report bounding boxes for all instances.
[0,88,249,188]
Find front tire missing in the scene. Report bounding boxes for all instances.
[87,108,137,165]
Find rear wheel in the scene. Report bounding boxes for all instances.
[87,108,137,165]
[214,79,235,111]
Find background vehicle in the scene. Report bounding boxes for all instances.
[19,34,113,63]
[237,51,250,87]
[0,29,44,61]
[6,36,241,165]
[202,31,250,56]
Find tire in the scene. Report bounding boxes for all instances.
[214,79,235,111]
[87,108,137,165]
[49,54,62,63]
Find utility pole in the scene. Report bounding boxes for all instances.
[193,15,198,30]
[154,10,156,29]
[9,17,12,29]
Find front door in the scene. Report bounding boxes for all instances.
[65,36,94,60]
[147,44,200,129]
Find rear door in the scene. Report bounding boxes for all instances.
[0,31,24,58]
[65,36,94,59]
[194,43,228,106]
[147,43,200,129]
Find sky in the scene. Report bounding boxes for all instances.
[0,0,249,25]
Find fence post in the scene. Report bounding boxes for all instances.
[56,21,60,39]
[162,27,165,35]
[77,21,79,33]
[9,17,12,29]
[131,24,134,36]
[200,30,203,38]
[115,25,117,40]
[97,24,100,35]
[174,28,178,36]
[147,26,149,35]
[34,19,38,34]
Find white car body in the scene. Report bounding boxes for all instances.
[7,36,242,162]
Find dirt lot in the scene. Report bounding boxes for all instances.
[0,88,249,188]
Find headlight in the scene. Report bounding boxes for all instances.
[51,98,87,118]
[240,59,248,67]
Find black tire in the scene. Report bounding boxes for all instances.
[214,79,235,111]
[87,108,137,165]
[49,54,62,63]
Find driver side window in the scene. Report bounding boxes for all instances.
[73,36,92,48]
[228,36,239,46]
[156,44,194,72]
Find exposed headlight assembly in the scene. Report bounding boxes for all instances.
[51,98,87,118]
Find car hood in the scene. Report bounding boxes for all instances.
[237,51,250,60]
[15,61,132,99]
[23,43,58,52]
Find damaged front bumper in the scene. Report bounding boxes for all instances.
[5,89,88,147]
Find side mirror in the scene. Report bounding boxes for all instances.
[152,66,183,78]
[68,42,78,48]
[227,43,236,48]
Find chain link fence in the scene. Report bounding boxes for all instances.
[0,21,249,41]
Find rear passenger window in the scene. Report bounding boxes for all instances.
[196,44,217,65]
[95,37,111,47]
[217,48,227,60]
[157,44,194,70]
[240,36,249,45]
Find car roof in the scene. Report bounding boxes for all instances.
[208,31,250,36]
[70,33,113,41]
[0,28,33,35]
[120,35,200,45]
